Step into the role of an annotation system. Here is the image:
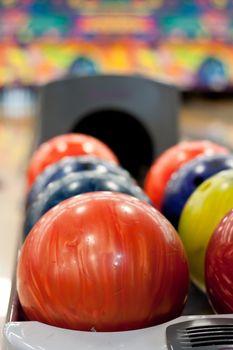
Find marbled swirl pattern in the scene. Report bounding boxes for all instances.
[18,192,189,332]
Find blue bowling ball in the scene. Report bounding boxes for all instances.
[197,57,228,90]
[27,156,134,208]
[68,56,98,76]
[24,170,151,237]
[162,154,233,229]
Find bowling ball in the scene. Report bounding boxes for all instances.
[27,156,134,208]
[18,192,189,332]
[205,209,233,313]
[162,154,233,229]
[27,134,119,189]
[68,56,98,76]
[24,171,151,237]
[197,57,228,90]
[179,169,233,292]
[144,140,229,209]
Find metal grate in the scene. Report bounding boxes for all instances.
[166,318,233,350]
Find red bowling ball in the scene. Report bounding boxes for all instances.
[27,134,119,189]
[144,140,229,209]
[205,208,233,313]
[17,192,189,332]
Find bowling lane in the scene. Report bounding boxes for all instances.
[181,96,233,149]
[0,119,33,333]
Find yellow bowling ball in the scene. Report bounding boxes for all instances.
[178,169,233,292]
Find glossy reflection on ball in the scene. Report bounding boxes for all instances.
[179,169,233,292]
[205,209,233,313]
[162,154,233,228]
[27,155,133,208]
[27,134,119,189]
[24,171,150,237]
[144,140,229,209]
[18,192,189,332]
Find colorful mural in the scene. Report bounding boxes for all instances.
[0,0,233,91]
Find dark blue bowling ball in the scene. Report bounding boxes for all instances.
[162,154,233,229]
[27,156,134,208]
[24,170,151,237]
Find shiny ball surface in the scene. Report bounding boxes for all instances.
[144,140,229,209]
[24,171,150,237]
[205,209,233,313]
[27,134,119,189]
[18,192,189,332]
[179,169,233,292]
[162,154,233,228]
[27,155,133,208]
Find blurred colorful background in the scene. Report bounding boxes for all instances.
[1,0,233,92]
